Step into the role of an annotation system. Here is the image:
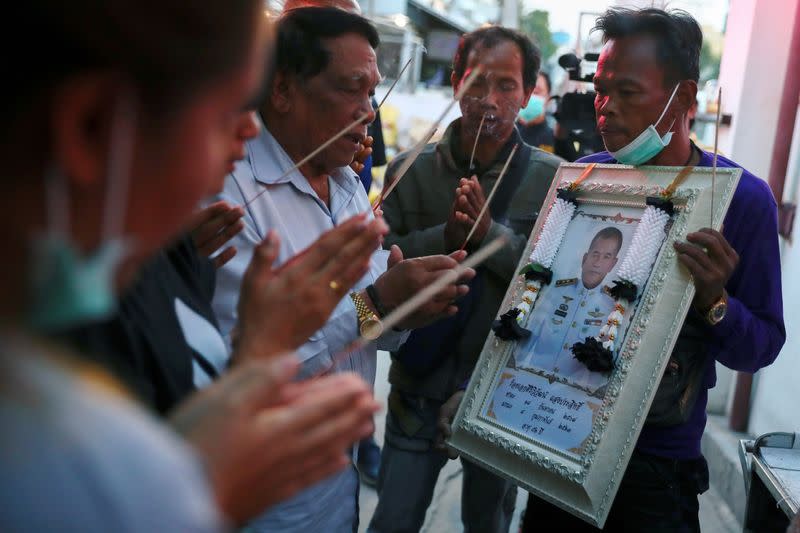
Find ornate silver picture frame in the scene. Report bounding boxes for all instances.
[448,162,741,527]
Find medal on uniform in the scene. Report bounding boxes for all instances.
[571,190,679,372]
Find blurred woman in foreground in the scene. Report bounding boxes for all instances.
[0,1,380,530]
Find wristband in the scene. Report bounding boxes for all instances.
[366,284,387,318]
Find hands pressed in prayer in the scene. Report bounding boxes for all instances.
[169,355,379,525]
[350,135,374,175]
[234,214,388,361]
[189,201,245,268]
[444,177,490,251]
[371,246,475,330]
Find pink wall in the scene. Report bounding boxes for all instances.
[718,0,799,181]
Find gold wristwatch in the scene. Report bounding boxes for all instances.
[703,291,728,326]
[350,291,384,340]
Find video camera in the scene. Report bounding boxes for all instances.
[553,52,604,161]
[559,51,598,82]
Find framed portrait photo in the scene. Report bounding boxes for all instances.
[448,162,742,527]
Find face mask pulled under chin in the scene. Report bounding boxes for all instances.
[28,98,136,333]
[28,235,129,332]
[607,84,680,166]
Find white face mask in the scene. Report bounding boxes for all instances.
[28,97,136,332]
[607,84,680,166]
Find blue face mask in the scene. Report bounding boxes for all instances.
[29,100,134,332]
[519,94,545,122]
[607,84,680,166]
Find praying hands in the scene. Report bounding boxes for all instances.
[234,214,387,361]
[444,176,490,251]
[169,355,379,525]
[189,201,246,269]
[370,246,476,330]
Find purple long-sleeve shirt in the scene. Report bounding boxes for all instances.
[579,148,786,459]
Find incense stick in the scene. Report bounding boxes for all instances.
[372,66,483,210]
[375,57,413,111]
[313,235,508,377]
[711,87,722,227]
[380,236,506,331]
[373,128,437,210]
[460,144,519,250]
[468,113,487,173]
[243,111,371,208]
[243,59,420,210]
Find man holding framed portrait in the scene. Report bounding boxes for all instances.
[518,7,786,532]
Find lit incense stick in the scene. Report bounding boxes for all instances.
[468,112,487,173]
[379,236,506,332]
[243,111,370,209]
[373,128,437,210]
[460,144,519,250]
[244,59,417,209]
[314,235,508,377]
[711,87,722,227]
[372,66,483,209]
[375,57,413,111]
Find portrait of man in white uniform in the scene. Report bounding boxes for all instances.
[514,226,623,392]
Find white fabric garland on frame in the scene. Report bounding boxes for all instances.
[595,204,670,352]
[514,195,576,324]
[571,165,693,373]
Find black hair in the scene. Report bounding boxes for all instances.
[589,227,623,255]
[593,8,702,85]
[452,26,541,90]
[4,0,260,126]
[282,0,361,12]
[538,71,552,94]
[274,7,379,84]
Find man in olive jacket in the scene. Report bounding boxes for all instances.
[369,26,563,533]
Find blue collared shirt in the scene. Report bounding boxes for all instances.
[211,126,407,532]
[212,126,406,378]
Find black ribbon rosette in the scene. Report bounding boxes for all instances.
[518,262,553,285]
[609,279,638,302]
[557,188,579,205]
[646,195,674,216]
[492,308,532,341]
[571,337,614,374]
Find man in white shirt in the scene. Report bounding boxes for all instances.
[212,8,473,531]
